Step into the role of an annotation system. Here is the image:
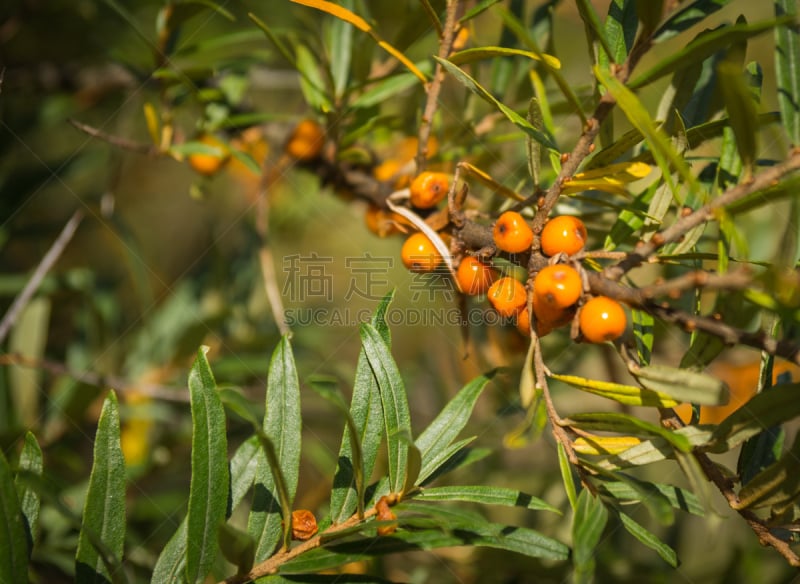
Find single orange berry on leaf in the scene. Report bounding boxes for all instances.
[187,134,229,177]
[285,119,325,161]
[541,215,588,257]
[493,211,534,253]
[533,264,582,311]
[410,171,450,208]
[401,232,442,272]
[579,296,626,343]
[456,256,495,295]
[488,276,527,317]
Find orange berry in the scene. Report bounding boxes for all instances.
[532,292,575,328]
[285,119,324,160]
[187,134,229,177]
[410,171,450,208]
[365,204,408,237]
[401,232,442,272]
[516,306,555,337]
[540,215,588,257]
[579,296,627,343]
[493,211,534,253]
[487,276,527,317]
[291,509,318,541]
[456,256,495,295]
[533,264,582,313]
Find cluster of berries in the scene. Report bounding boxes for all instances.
[398,173,626,343]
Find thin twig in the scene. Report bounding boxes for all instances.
[0,210,84,345]
[69,119,160,155]
[415,0,462,172]
[0,353,190,402]
[605,149,800,280]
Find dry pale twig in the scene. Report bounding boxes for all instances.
[0,210,84,345]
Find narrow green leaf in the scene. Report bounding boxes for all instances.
[653,0,730,42]
[558,442,578,512]
[708,382,800,452]
[590,427,712,470]
[0,449,28,584]
[460,0,502,23]
[360,322,411,494]
[776,0,800,145]
[583,463,674,526]
[401,438,422,497]
[718,61,759,175]
[596,66,700,200]
[435,57,557,150]
[15,431,42,556]
[185,348,228,584]
[415,371,494,483]
[618,511,679,567]
[628,363,729,405]
[550,373,678,407]
[351,72,421,109]
[76,391,126,584]
[567,412,692,451]
[636,0,664,37]
[250,336,301,559]
[296,44,333,112]
[417,437,477,486]
[416,485,559,513]
[152,522,188,583]
[572,489,608,582]
[9,297,50,427]
[527,98,543,186]
[326,0,353,99]
[153,435,260,583]
[576,0,615,62]
[330,292,393,523]
[630,18,792,89]
[597,477,704,516]
[632,309,655,365]
[449,46,561,69]
[601,0,638,68]
[734,430,800,510]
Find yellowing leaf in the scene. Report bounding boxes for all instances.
[461,162,525,201]
[562,162,652,196]
[143,102,160,146]
[573,435,643,455]
[550,372,679,408]
[449,46,561,70]
[291,0,427,83]
[291,0,369,31]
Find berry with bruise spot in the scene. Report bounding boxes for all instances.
[493,211,534,253]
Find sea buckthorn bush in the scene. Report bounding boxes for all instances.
[3,2,800,583]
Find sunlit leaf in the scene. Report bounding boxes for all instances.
[552,372,678,407]
[291,0,427,82]
[573,434,643,455]
[186,348,228,584]
[566,412,692,451]
[295,44,332,112]
[561,161,652,196]
[449,46,561,69]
